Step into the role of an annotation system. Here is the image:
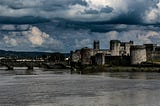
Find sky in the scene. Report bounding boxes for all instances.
[1,0,160,52]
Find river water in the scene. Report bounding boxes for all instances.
[0,68,160,106]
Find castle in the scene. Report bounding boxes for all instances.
[71,40,160,66]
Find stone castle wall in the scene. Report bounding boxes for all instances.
[130,45,147,64]
[81,48,94,65]
[110,40,121,56]
[110,40,133,56]
[146,51,160,61]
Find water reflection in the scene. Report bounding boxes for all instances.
[0,67,71,76]
[0,68,160,106]
[92,72,160,80]
[1,66,160,80]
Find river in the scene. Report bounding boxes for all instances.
[0,68,160,106]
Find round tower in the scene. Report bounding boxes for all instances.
[81,48,94,65]
[130,45,147,65]
[110,40,121,56]
[93,40,100,50]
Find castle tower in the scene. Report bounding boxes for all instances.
[93,40,100,50]
[123,41,134,56]
[130,45,147,65]
[110,40,121,56]
[144,44,157,61]
[81,48,94,65]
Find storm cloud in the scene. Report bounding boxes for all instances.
[0,0,160,52]
[0,0,158,24]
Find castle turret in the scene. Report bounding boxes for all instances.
[93,40,100,50]
[110,40,121,56]
[81,47,94,65]
[130,45,147,65]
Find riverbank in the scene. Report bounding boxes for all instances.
[72,65,160,74]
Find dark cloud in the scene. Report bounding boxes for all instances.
[34,22,160,51]
[0,0,160,52]
[84,9,99,14]
[71,0,88,6]
[51,19,160,33]
[0,16,50,24]
[84,6,113,14]
[100,6,113,13]
[0,0,158,24]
